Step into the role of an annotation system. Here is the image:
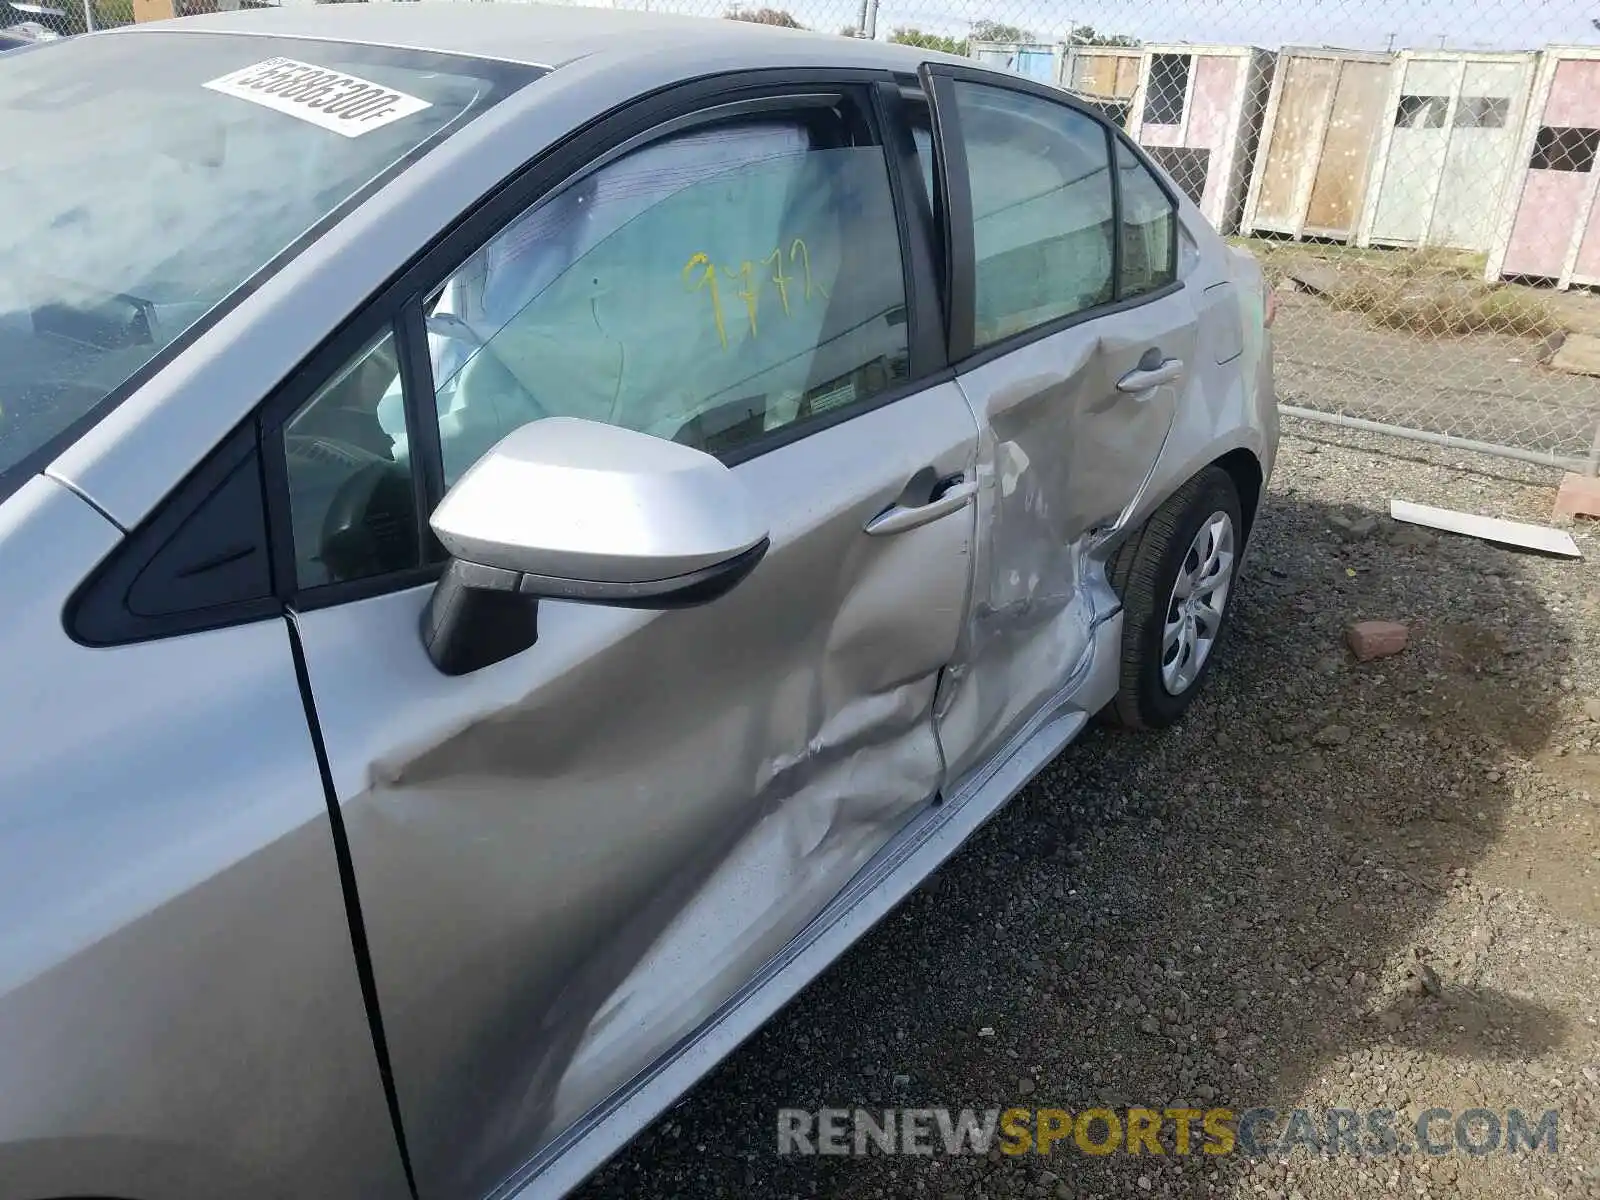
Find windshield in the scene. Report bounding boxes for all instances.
[0,31,540,498]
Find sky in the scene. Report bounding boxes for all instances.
[773,0,1600,51]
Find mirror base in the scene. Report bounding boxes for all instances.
[422,559,539,676]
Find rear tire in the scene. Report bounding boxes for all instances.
[1106,466,1243,730]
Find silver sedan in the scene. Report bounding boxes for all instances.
[0,7,1276,1199]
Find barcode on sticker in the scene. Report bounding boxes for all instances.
[203,57,431,137]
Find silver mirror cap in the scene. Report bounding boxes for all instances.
[429,416,769,586]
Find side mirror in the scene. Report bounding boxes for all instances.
[420,417,769,675]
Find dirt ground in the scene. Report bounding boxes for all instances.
[1243,240,1600,465]
[573,422,1600,1200]
[1273,291,1600,463]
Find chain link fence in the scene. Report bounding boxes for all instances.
[11,0,1600,477]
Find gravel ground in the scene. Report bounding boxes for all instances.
[574,420,1600,1200]
[1273,291,1600,465]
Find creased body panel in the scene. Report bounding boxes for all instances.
[0,478,403,1200]
[939,294,1194,786]
[294,386,978,1200]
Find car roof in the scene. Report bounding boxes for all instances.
[110,2,958,74]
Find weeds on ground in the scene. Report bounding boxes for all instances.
[1325,273,1558,338]
[1230,238,1560,339]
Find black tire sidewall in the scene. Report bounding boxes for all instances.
[1129,471,1243,728]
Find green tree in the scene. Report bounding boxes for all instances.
[92,0,135,27]
[725,7,805,27]
[889,27,969,55]
[1070,25,1140,46]
[969,20,1032,43]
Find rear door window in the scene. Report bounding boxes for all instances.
[949,81,1116,348]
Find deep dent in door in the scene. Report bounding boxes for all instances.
[294,397,977,1199]
[936,331,1168,787]
[346,608,947,1186]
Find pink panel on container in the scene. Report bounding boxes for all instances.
[1542,59,1600,127]
[1190,55,1239,218]
[1575,198,1600,278]
[1141,123,1183,147]
[1188,56,1238,147]
[1501,169,1587,278]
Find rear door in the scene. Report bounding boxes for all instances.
[917,68,1198,783]
[277,75,978,1200]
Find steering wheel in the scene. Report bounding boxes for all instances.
[285,434,418,584]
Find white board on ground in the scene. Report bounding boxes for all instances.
[1389,498,1581,558]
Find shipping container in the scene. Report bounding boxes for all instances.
[1485,46,1600,287]
[1124,43,1273,233]
[969,40,1067,85]
[1061,44,1144,129]
[1241,47,1396,240]
[1357,51,1538,252]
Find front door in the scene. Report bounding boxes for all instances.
[279,81,977,1199]
[920,71,1194,783]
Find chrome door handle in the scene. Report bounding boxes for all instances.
[864,479,978,536]
[1116,357,1184,394]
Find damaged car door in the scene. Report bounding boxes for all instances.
[921,71,1197,784]
[281,82,978,1199]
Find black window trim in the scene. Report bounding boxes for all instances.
[64,419,285,647]
[258,66,950,614]
[874,78,948,377]
[920,62,1185,374]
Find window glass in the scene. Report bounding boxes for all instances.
[1142,53,1191,127]
[1396,94,1449,129]
[953,82,1114,348]
[1116,137,1177,298]
[0,30,536,501]
[1531,126,1600,172]
[1455,96,1510,129]
[282,329,421,588]
[420,111,909,482]
[911,120,936,212]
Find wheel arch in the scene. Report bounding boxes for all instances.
[1214,446,1265,547]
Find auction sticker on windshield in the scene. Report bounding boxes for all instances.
[204,57,431,137]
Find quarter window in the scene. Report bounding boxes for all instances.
[1116,137,1177,298]
[420,107,910,482]
[952,81,1115,348]
[281,328,421,589]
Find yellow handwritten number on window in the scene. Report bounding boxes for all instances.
[684,239,829,348]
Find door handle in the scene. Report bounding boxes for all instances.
[1116,356,1184,394]
[864,478,978,536]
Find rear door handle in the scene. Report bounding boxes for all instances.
[864,478,978,536]
[1116,356,1184,394]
